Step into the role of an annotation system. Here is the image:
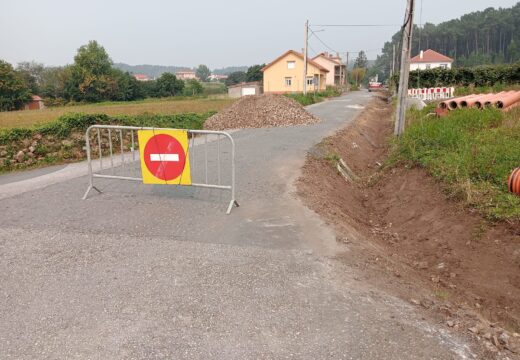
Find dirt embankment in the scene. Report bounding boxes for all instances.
[297,94,520,358]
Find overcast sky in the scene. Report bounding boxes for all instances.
[1,0,518,69]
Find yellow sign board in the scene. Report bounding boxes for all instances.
[137,130,191,185]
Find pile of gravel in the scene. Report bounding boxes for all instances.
[204,94,320,130]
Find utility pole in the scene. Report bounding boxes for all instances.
[345,52,350,91]
[394,0,415,136]
[391,44,396,77]
[303,20,309,95]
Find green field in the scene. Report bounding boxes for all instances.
[0,96,234,129]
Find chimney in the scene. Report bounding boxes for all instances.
[420,50,424,59]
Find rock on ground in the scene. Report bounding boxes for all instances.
[204,94,320,130]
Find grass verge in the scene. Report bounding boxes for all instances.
[285,87,343,106]
[391,105,520,223]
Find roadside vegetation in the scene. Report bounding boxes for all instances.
[286,87,343,106]
[0,112,214,173]
[391,105,520,222]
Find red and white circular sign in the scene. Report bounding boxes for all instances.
[143,134,187,181]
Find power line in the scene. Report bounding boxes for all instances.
[311,24,402,27]
[309,30,338,54]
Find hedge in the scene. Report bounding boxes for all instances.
[392,62,520,89]
[0,111,215,172]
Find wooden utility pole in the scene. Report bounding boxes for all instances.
[391,44,396,77]
[303,20,309,95]
[345,52,350,91]
[394,0,415,136]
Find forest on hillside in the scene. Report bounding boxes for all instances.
[370,2,520,81]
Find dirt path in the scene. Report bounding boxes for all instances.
[297,94,520,358]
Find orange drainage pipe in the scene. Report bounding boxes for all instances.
[504,101,520,112]
[438,100,450,110]
[484,91,516,108]
[447,94,479,110]
[496,91,520,109]
[471,91,513,108]
[474,93,506,109]
[460,93,493,108]
[508,168,520,196]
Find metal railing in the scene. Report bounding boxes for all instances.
[82,125,239,214]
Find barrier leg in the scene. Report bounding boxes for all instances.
[226,199,240,215]
[82,127,103,200]
[82,185,102,200]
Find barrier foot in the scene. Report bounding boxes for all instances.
[82,185,102,200]
[226,199,239,214]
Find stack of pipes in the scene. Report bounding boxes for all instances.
[438,90,520,112]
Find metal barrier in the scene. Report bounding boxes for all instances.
[82,125,239,214]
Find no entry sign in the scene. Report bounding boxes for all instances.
[137,130,191,185]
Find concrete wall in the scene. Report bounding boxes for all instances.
[263,53,327,93]
[410,62,452,71]
[227,84,263,98]
[228,87,242,98]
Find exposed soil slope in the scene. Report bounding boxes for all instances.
[204,94,319,130]
[297,94,520,358]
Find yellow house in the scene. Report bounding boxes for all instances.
[262,50,329,94]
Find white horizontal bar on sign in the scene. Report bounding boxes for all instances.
[150,154,179,162]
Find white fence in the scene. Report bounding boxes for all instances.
[408,87,455,101]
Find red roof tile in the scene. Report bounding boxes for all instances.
[410,49,453,63]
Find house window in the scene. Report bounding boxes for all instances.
[285,77,292,86]
[440,64,447,69]
[287,61,296,69]
[306,77,314,86]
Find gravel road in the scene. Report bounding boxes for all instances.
[0,91,475,359]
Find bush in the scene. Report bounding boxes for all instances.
[285,87,342,106]
[406,62,520,88]
[285,93,321,106]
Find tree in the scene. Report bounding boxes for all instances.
[225,71,246,86]
[0,60,32,111]
[65,40,115,102]
[354,51,368,69]
[39,66,71,101]
[183,79,203,96]
[111,69,145,101]
[16,61,45,94]
[74,40,112,76]
[155,72,184,97]
[245,64,265,82]
[507,38,520,63]
[195,64,211,82]
[350,68,366,86]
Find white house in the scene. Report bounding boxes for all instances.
[410,49,454,71]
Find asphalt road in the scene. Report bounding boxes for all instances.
[0,92,475,359]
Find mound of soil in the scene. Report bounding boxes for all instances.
[297,94,520,358]
[204,94,320,130]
